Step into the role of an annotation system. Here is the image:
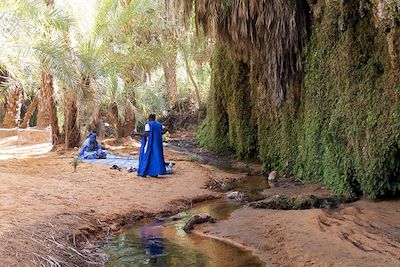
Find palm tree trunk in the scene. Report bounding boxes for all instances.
[101,101,136,138]
[36,0,61,144]
[183,50,202,107]
[162,0,177,105]
[37,0,52,128]
[117,100,136,138]
[37,75,50,128]
[2,83,23,128]
[163,56,177,105]
[37,73,61,144]
[63,93,80,148]
[48,76,60,144]
[20,93,39,128]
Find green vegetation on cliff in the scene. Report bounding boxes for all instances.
[198,46,257,159]
[198,0,400,199]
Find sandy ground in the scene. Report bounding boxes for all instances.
[195,193,400,267]
[0,136,243,266]
[0,136,52,160]
[0,134,399,266]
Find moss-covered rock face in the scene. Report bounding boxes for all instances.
[199,0,400,199]
[198,46,258,159]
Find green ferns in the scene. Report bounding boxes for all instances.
[199,0,400,199]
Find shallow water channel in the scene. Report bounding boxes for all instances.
[105,176,269,267]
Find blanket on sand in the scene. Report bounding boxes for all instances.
[82,154,139,169]
[82,154,173,173]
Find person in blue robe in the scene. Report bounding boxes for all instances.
[137,114,167,177]
[79,132,108,159]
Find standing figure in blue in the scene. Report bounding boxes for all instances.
[138,114,167,177]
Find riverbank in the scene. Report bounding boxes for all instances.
[0,134,399,266]
[0,137,245,266]
[194,200,400,267]
[166,133,400,267]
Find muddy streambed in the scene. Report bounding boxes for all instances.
[104,176,269,266]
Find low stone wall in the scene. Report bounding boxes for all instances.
[17,128,52,144]
[0,128,18,138]
[0,128,52,144]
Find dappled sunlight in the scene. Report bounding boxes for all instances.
[0,136,52,160]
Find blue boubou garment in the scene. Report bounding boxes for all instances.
[137,121,166,176]
[79,133,107,159]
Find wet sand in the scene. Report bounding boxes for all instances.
[195,198,400,267]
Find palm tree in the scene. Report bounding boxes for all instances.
[1,0,198,146]
[63,90,80,148]
[161,0,178,105]
[73,0,176,137]
[0,0,73,142]
[2,81,23,128]
[174,0,308,105]
[20,93,39,128]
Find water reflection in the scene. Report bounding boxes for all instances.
[230,176,270,202]
[106,221,208,267]
[140,220,165,264]
[105,175,269,267]
[190,199,241,220]
[106,212,265,266]
[234,176,270,191]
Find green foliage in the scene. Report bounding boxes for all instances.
[199,1,400,199]
[188,156,198,162]
[0,0,74,92]
[162,131,170,142]
[297,0,400,198]
[69,157,82,172]
[134,71,168,116]
[198,45,257,159]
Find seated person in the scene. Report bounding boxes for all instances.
[79,132,108,159]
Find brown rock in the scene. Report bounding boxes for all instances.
[268,171,278,181]
[183,214,216,232]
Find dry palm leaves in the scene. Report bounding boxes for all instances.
[173,0,310,106]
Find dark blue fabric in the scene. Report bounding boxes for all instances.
[140,222,165,258]
[79,133,107,159]
[138,121,166,176]
[147,238,164,258]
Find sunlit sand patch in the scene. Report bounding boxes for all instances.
[0,128,53,160]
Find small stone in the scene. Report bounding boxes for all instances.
[183,214,216,232]
[169,215,183,221]
[226,191,244,201]
[268,171,278,181]
[109,223,118,230]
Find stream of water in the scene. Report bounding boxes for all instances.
[105,176,269,267]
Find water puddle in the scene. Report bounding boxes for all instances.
[105,175,269,266]
[229,175,270,202]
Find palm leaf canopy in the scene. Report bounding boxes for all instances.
[173,0,309,105]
